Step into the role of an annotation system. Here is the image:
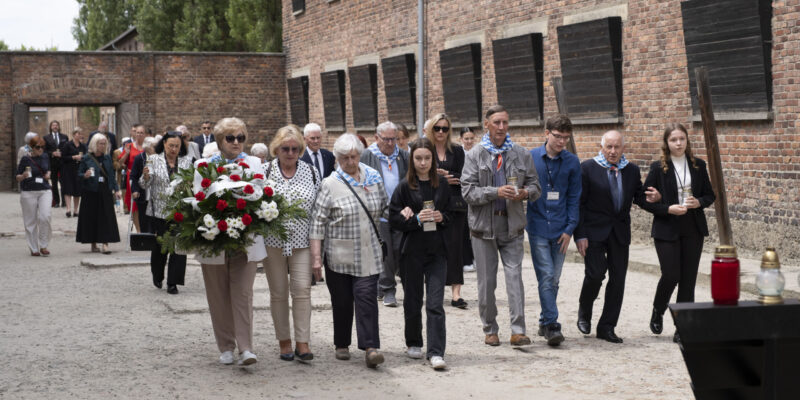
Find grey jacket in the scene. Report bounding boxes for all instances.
[461,143,541,239]
[359,147,409,184]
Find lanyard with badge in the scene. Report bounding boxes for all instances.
[675,158,691,206]
[544,155,561,201]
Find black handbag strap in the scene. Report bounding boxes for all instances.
[336,171,382,242]
[89,154,110,181]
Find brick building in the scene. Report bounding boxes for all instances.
[282,0,800,259]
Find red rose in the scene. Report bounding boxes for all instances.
[243,185,254,194]
[217,166,225,173]
[195,191,206,201]
[230,174,241,182]
[217,220,228,231]
[253,174,264,180]
[201,178,211,188]
[239,161,250,169]
[242,213,252,226]
[173,212,184,222]
[216,199,228,211]
[237,198,247,210]
[263,186,273,197]
[197,162,209,169]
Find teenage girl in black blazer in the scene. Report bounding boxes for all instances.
[641,123,716,343]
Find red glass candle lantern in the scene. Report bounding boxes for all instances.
[711,245,739,306]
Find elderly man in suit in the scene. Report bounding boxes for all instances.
[300,123,335,178]
[574,130,659,344]
[193,120,215,155]
[360,121,409,307]
[44,120,69,207]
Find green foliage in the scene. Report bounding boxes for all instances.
[226,0,282,52]
[0,40,8,51]
[0,40,58,51]
[173,0,237,51]
[133,0,184,51]
[72,0,137,50]
[81,107,101,127]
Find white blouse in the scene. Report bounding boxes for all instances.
[671,155,692,203]
[263,160,321,256]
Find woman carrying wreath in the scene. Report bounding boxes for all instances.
[140,131,193,295]
[195,117,266,366]
[262,125,321,362]
[309,133,387,368]
[76,134,121,254]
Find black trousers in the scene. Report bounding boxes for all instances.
[50,163,63,206]
[325,266,380,350]
[653,222,704,314]
[401,251,447,358]
[135,200,151,233]
[150,217,187,286]
[578,233,629,331]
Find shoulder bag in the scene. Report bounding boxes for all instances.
[336,171,387,260]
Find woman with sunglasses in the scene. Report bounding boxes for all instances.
[389,138,452,370]
[76,134,121,254]
[262,125,321,362]
[426,113,468,309]
[16,136,53,256]
[194,118,266,367]
[61,127,87,218]
[140,131,192,295]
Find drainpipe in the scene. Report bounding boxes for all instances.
[417,0,424,136]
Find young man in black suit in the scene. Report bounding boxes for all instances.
[574,130,659,343]
[300,123,335,178]
[193,120,215,155]
[44,120,68,207]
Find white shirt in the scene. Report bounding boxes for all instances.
[306,146,325,177]
[671,154,692,201]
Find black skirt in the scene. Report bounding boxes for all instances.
[60,161,81,196]
[444,211,467,285]
[76,181,120,244]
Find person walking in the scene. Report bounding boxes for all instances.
[61,127,87,218]
[76,134,121,254]
[16,136,52,256]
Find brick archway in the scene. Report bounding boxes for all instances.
[1,51,286,190]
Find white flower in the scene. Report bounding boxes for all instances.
[226,229,240,239]
[265,208,279,222]
[198,226,219,241]
[203,214,216,228]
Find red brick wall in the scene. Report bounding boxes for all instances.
[283,0,800,259]
[1,51,286,189]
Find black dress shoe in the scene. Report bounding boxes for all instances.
[167,285,179,294]
[153,279,162,289]
[577,306,592,335]
[294,348,314,361]
[650,308,663,334]
[597,329,623,343]
[543,323,565,347]
[673,332,681,344]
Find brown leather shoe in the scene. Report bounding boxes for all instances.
[510,334,532,346]
[40,248,50,256]
[484,334,500,346]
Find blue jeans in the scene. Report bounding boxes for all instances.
[529,235,566,326]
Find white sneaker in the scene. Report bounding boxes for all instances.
[406,346,423,359]
[430,356,447,370]
[238,350,257,366]
[219,351,234,365]
[463,264,476,272]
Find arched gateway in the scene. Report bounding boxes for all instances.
[0,51,286,190]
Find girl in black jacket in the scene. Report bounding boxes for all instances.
[641,123,716,343]
[389,138,452,370]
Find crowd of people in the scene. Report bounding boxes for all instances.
[15,105,715,370]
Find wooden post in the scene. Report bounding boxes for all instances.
[551,77,578,155]
[695,67,733,246]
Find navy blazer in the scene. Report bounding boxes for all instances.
[574,160,645,245]
[129,152,147,198]
[78,153,119,193]
[300,147,336,178]
[640,158,716,241]
[193,134,215,155]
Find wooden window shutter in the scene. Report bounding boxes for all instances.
[439,43,482,126]
[381,53,416,126]
[321,70,346,130]
[557,17,623,122]
[288,76,309,126]
[349,64,378,129]
[492,33,544,123]
[681,0,772,118]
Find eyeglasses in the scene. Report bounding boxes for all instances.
[549,132,571,141]
[433,126,450,133]
[225,134,246,144]
[280,146,301,154]
[33,145,44,149]
[201,126,212,130]
[378,135,397,143]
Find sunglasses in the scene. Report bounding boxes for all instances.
[225,134,246,144]
[201,126,212,130]
[33,145,45,149]
[280,146,301,154]
[433,126,450,133]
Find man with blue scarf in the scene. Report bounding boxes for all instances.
[360,121,409,307]
[462,105,541,347]
[574,130,659,344]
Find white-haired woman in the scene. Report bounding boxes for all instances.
[176,125,201,161]
[310,133,387,368]
[61,127,87,217]
[76,134,121,254]
[250,143,269,164]
[17,132,39,165]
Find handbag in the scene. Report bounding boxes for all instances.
[336,172,388,260]
[130,232,158,251]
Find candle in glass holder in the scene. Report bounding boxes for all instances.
[711,245,739,306]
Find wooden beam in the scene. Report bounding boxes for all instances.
[551,76,578,155]
[695,67,733,245]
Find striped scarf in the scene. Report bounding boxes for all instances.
[335,163,383,187]
[480,133,514,156]
[367,142,399,166]
[208,152,247,163]
[593,151,629,170]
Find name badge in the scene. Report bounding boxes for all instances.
[547,191,559,201]
[35,177,44,184]
[98,176,105,183]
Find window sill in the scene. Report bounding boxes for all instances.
[690,111,773,122]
